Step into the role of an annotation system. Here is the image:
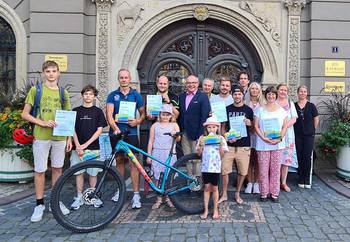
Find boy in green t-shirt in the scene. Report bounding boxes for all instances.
[22,60,72,222]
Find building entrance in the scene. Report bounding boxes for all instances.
[137,18,263,96]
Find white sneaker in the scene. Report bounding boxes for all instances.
[244,183,253,194]
[111,190,119,202]
[30,204,45,222]
[93,198,103,208]
[304,184,312,189]
[131,194,141,209]
[49,201,70,215]
[71,196,84,210]
[253,183,260,194]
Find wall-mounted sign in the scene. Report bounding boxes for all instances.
[324,81,345,93]
[325,60,345,77]
[45,55,68,72]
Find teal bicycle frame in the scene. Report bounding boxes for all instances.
[114,139,196,195]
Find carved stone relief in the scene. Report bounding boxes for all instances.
[284,0,306,101]
[116,1,145,41]
[239,1,281,48]
[92,0,114,108]
[193,5,209,21]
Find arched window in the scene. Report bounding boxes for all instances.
[0,16,16,94]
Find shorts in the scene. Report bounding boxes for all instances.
[33,140,66,173]
[202,172,220,186]
[70,150,102,176]
[222,146,251,176]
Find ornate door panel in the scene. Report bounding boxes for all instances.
[137,19,263,153]
[138,18,263,96]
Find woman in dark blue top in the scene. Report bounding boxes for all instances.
[294,85,319,189]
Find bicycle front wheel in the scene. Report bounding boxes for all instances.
[50,161,126,233]
[167,153,208,214]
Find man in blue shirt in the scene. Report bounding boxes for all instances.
[106,68,145,209]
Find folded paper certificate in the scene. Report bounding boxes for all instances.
[229,115,247,138]
[53,110,77,136]
[80,150,100,161]
[210,101,227,122]
[225,130,241,140]
[115,101,136,123]
[204,133,221,145]
[147,95,162,116]
[262,118,281,139]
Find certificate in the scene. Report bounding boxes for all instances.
[147,95,162,116]
[99,133,112,160]
[210,101,227,122]
[53,110,77,136]
[262,118,281,139]
[229,116,247,138]
[115,101,136,123]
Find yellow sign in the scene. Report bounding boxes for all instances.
[325,60,345,76]
[324,82,345,93]
[45,55,68,72]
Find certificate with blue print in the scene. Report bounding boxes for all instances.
[115,101,136,123]
[53,110,77,136]
[210,101,227,122]
[229,115,247,138]
[147,95,162,116]
[262,118,281,139]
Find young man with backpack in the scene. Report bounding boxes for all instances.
[22,60,72,222]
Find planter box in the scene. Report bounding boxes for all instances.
[0,148,34,182]
[337,145,350,180]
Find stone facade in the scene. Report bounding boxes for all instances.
[1,0,350,106]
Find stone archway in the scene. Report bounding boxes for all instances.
[0,1,27,89]
[121,4,279,87]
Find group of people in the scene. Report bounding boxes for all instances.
[22,60,319,222]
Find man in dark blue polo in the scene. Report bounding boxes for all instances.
[179,75,210,176]
[106,68,145,209]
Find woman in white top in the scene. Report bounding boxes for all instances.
[254,86,288,202]
[276,83,298,193]
[245,82,263,194]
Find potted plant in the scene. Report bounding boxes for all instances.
[318,89,350,180]
[0,84,35,182]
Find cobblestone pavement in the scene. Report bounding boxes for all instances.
[1,176,350,242]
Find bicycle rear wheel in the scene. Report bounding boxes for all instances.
[167,153,209,214]
[50,161,126,233]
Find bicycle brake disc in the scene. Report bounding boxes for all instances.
[190,176,203,192]
[82,188,99,205]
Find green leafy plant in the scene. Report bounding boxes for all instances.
[318,120,350,160]
[317,88,350,160]
[0,80,36,167]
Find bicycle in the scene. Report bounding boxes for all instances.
[51,131,204,233]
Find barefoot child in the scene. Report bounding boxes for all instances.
[196,116,228,220]
[147,104,180,209]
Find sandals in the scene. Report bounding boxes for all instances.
[152,197,163,209]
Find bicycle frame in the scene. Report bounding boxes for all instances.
[113,139,196,195]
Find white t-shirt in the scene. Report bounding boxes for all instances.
[254,106,287,151]
[210,94,234,107]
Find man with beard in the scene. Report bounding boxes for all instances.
[219,86,253,204]
[210,77,233,107]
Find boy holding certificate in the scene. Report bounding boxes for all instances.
[219,86,254,205]
[70,85,107,210]
[106,68,145,209]
[22,60,72,222]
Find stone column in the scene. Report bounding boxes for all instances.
[284,0,306,101]
[92,0,114,108]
